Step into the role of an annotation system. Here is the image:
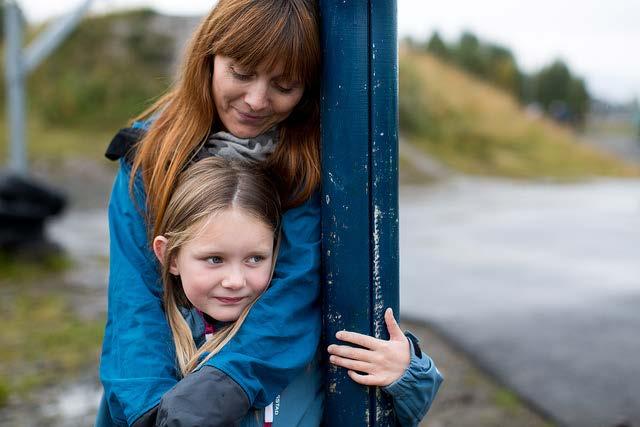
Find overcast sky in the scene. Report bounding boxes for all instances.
[17,0,640,103]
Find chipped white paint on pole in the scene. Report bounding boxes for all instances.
[372,204,385,338]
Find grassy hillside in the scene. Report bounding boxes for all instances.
[27,9,174,130]
[400,47,640,178]
[1,10,638,179]
[0,10,177,164]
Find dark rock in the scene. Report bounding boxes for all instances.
[0,172,67,248]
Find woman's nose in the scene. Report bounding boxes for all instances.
[244,81,269,111]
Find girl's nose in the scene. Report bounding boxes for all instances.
[221,269,245,290]
[244,82,269,111]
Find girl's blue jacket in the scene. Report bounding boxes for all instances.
[99,123,322,425]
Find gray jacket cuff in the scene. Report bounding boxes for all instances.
[154,366,250,427]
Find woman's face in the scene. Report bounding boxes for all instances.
[212,55,305,138]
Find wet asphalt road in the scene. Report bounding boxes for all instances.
[399,177,640,426]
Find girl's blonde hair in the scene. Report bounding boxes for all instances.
[155,157,282,377]
[132,0,320,239]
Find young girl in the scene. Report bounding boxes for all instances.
[145,157,442,426]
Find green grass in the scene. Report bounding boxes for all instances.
[0,8,173,165]
[0,291,104,404]
[400,47,640,179]
[0,252,103,405]
[0,379,9,407]
[0,115,115,164]
[0,251,72,283]
[493,388,521,412]
[26,9,172,131]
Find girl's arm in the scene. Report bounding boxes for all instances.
[327,308,443,426]
[382,334,443,426]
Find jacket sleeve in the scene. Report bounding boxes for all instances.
[154,366,251,427]
[382,332,444,427]
[203,191,323,407]
[100,159,179,426]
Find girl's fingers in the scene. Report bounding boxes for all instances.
[347,370,382,386]
[335,330,380,349]
[327,344,374,362]
[329,355,372,373]
[384,308,405,341]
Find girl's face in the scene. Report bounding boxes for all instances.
[166,207,274,322]
[212,55,305,138]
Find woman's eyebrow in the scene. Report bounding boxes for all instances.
[274,76,302,85]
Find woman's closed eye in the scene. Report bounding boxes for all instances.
[274,80,300,94]
[274,83,294,94]
[230,66,253,81]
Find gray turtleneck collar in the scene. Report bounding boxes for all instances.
[193,128,278,163]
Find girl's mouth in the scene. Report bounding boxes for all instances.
[214,297,245,304]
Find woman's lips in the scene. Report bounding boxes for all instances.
[235,109,268,124]
[214,296,245,304]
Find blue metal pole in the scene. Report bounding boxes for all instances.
[320,0,398,424]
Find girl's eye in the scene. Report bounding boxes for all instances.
[206,256,223,265]
[247,255,265,264]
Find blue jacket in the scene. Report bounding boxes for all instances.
[184,311,442,426]
[97,308,442,427]
[99,124,322,425]
[214,323,442,426]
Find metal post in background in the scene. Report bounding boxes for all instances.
[320,0,399,424]
[4,1,26,173]
[3,0,94,174]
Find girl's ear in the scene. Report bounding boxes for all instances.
[153,236,180,275]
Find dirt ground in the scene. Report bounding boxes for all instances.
[402,320,553,427]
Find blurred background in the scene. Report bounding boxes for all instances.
[0,1,638,426]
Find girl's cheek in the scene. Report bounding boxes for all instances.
[251,270,273,293]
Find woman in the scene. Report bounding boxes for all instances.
[100,0,322,425]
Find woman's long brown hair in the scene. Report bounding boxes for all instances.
[156,157,282,376]
[131,0,320,238]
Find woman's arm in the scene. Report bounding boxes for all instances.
[100,159,179,426]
